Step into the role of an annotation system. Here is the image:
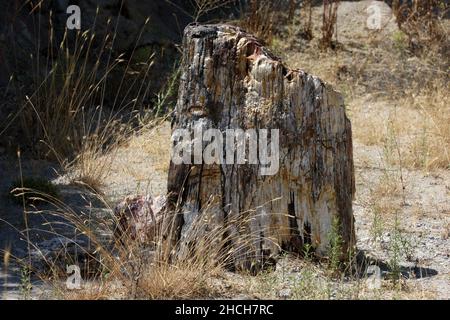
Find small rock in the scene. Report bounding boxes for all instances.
[113,194,166,245]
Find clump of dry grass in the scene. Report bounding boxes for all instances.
[239,0,276,45]
[362,84,450,172]
[3,6,157,193]
[17,28,131,160]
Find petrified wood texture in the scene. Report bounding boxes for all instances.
[166,24,355,271]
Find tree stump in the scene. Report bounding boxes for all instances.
[166,24,355,271]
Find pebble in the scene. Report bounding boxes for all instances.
[278,288,291,299]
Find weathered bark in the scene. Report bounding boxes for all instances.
[166,24,355,271]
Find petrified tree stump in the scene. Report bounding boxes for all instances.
[166,24,355,271]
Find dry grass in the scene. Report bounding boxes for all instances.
[16,29,137,160]
[4,120,438,300]
[130,120,172,175]
[74,118,172,198]
[350,84,449,172]
[401,84,450,170]
[239,0,276,45]
[320,0,340,49]
[2,0,448,301]
[277,3,449,173]
[357,87,449,172]
[139,261,219,299]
